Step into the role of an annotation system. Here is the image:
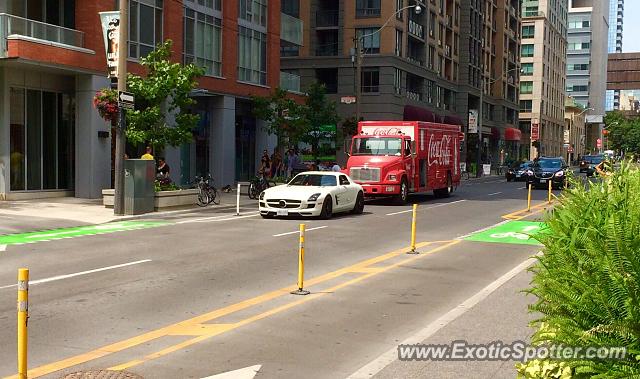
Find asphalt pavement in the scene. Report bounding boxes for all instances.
[0,176,556,379]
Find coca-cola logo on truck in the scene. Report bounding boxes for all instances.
[372,127,403,136]
[428,135,452,166]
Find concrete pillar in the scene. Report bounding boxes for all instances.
[75,74,112,198]
[210,96,236,186]
[255,119,277,168]
[0,67,8,199]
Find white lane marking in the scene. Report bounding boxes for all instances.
[518,186,526,190]
[273,225,328,237]
[177,212,259,224]
[0,245,6,252]
[0,259,152,290]
[385,200,467,216]
[202,365,261,379]
[455,220,511,240]
[346,254,541,379]
[488,192,503,196]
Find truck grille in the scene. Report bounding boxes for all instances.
[350,167,381,182]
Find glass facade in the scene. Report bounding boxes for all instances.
[183,4,223,77]
[9,87,75,192]
[606,0,623,111]
[129,0,164,59]
[238,26,267,85]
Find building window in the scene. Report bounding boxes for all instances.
[362,68,380,93]
[9,88,75,191]
[567,85,588,92]
[184,8,222,77]
[568,42,590,50]
[396,0,404,20]
[281,0,299,17]
[357,28,381,54]
[239,0,268,27]
[316,68,338,94]
[568,20,589,29]
[356,0,381,18]
[184,0,221,10]
[521,63,534,75]
[521,44,534,57]
[395,29,403,57]
[568,63,589,71]
[522,25,535,38]
[129,0,164,59]
[519,100,533,112]
[394,68,402,95]
[238,26,267,85]
[426,80,433,103]
[520,81,533,94]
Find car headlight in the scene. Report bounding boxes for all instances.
[387,174,397,181]
[308,193,321,202]
[259,191,265,200]
[554,171,564,177]
[526,170,533,175]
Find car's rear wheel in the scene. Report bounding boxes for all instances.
[320,196,333,219]
[352,192,365,214]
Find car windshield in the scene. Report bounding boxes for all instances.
[584,156,603,164]
[352,137,402,156]
[535,159,563,169]
[289,174,337,187]
[518,162,531,169]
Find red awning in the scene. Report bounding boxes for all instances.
[505,127,522,141]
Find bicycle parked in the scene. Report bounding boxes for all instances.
[194,174,220,207]
[248,173,277,199]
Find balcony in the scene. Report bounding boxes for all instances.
[280,71,301,93]
[316,10,339,28]
[0,13,84,57]
[281,12,303,46]
[406,90,422,101]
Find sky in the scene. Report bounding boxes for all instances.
[623,1,640,52]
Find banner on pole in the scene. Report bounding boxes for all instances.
[468,110,478,134]
[99,11,120,79]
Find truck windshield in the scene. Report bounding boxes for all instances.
[352,138,403,156]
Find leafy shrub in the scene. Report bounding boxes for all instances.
[525,162,640,377]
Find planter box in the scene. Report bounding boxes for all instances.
[102,189,199,211]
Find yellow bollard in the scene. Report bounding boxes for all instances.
[17,268,28,379]
[548,179,552,204]
[527,184,532,212]
[408,204,419,254]
[291,224,310,295]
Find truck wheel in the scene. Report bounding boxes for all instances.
[394,179,409,205]
[434,174,453,198]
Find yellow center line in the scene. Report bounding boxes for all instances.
[502,201,551,221]
[7,240,457,379]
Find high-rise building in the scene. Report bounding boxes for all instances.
[606,0,623,111]
[281,0,464,141]
[457,0,523,164]
[519,0,569,159]
[566,0,609,116]
[0,1,300,200]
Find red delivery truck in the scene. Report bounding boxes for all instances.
[346,121,463,204]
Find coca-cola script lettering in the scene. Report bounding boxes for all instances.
[428,135,452,166]
[372,128,403,136]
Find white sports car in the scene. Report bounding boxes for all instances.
[259,172,365,219]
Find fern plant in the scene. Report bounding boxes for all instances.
[525,161,640,378]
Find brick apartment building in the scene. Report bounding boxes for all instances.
[0,0,301,200]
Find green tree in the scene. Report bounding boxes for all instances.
[605,111,640,154]
[252,88,306,149]
[301,82,340,158]
[124,40,204,152]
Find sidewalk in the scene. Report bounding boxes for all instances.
[0,191,256,235]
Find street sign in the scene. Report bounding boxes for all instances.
[531,123,540,141]
[118,91,135,109]
[341,96,357,104]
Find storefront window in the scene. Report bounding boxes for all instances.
[9,87,75,192]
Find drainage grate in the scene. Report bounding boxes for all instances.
[61,370,143,379]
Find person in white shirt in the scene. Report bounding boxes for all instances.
[331,163,341,172]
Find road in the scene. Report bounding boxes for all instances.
[0,177,555,379]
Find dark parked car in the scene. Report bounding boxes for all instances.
[506,161,533,182]
[579,155,603,176]
[526,157,568,189]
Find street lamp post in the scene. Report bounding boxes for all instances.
[476,67,521,177]
[354,3,423,121]
[113,0,128,215]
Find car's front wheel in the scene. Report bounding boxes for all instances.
[320,196,333,219]
[352,192,365,214]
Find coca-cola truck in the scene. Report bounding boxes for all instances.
[346,121,462,204]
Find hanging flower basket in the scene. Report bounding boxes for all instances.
[93,89,119,124]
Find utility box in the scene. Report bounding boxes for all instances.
[124,159,155,215]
